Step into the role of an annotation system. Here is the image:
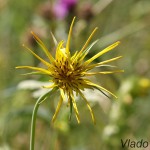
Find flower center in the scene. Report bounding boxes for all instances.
[52,59,83,90]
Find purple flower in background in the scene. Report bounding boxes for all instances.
[53,0,77,19]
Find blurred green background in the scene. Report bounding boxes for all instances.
[0,0,150,149]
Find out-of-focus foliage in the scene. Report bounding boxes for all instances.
[0,0,150,149]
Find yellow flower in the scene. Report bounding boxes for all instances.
[16,17,123,124]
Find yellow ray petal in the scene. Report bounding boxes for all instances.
[16,66,51,75]
[98,70,124,74]
[97,56,123,65]
[70,93,80,124]
[86,81,117,98]
[52,89,65,122]
[52,96,63,123]
[66,17,76,56]
[78,90,96,124]
[42,83,57,89]
[77,27,98,58]
[95,64,117,68]
[55,40,65,59]
[71,51,78,60]
[84,41,120,66]
[22,44,51,67]
[79,39,99,61]
[20,71,42,76]
[85,70,124,76]
[31,31,54,62]
[60,89,66,100]
[86,56,123,71]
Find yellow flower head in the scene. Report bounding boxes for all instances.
[16,17,123,124]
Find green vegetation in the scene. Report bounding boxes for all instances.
[0,0,150,149]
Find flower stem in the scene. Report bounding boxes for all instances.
[30,88,57,150]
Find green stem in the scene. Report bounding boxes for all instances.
[30,88,57,150]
